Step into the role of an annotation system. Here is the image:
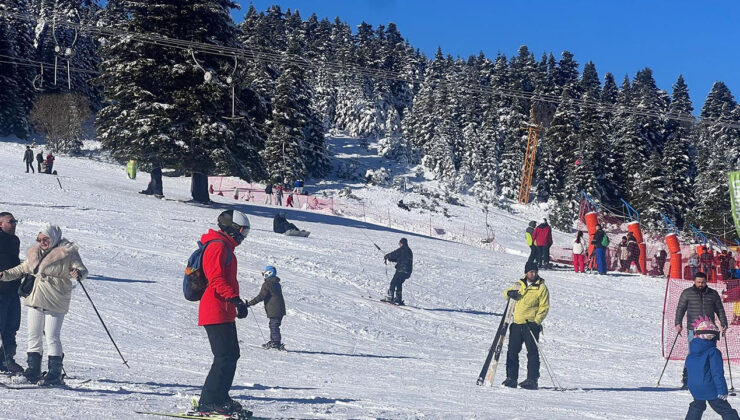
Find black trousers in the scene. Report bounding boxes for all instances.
[200,322,240,406]
[505,323,540,381]
[269,316,283,344]
[537,246,551,267]
[0,290,21,361]
[389,271,410,294]
[685,399,739,420]
[25,161,34,173]
[527,245,538,266]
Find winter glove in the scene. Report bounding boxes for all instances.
[506,290,522,300]
[229,297,248,319]
[719,394,728,401]
[526,321,541,334]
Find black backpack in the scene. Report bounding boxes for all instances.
[183,240,232,301]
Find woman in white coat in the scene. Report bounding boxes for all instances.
[0,224,87,385]
[573,231,587,273]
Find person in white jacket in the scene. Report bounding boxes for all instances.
[0,224,87,386]
[573,231,587,273]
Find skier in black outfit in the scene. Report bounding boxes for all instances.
[383,238,413,305]
[0,212,23,374]
[35,150,44,173]
[272,213,299,234]
[23,146,34,173]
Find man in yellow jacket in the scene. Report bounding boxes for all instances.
[502,261,550,390]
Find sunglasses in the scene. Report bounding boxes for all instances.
[8,219,17,225]
[36,237,51,243]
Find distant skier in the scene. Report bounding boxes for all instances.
[675,272,728,390]
[502,262,550,390]
[525,221,537,266]
[654,247,667,276]
[572,231,586,273]
[195,210,251,416]
[591,224,608,275]
[275,186,283,206]
[382,238,413,305]
[286,193,294,208]
[264,183,273,205]
[532,219,552,269]
[35,150,44,173]
[683,316,739,419]
[617,236,629,272]
[626,232,640,273]
[44,152,55,174]
[23,146,34,173]
[248,266,286,350]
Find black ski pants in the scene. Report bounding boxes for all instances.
[199,322,240,406]
[0,290,21,361]
[685,399,740,420]
[537,245,551,267]
[389,271,410,295]
[25,161,34,173]
[526,245,538,266]
[269,316,283,344]
[505,323,540,381]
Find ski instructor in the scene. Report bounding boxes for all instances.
[674,271,728,390]
[383,238,413,305]
[502,262,550,390]
[196,210,251,417]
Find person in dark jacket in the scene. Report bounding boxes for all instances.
[626,233,640,272]
[275,186,283,206]
[525,221,537,267]
[531,219,553,269]
[683,316,739,420]
[654,247,668,276]
[23,146,34,173]
[617,236,629,272]
[248,266,286,350]
[44,153,55,174]
[264,184,273,205]
[591,224,608,275]
[272,213,299,234]
[675,272,728,389]
[35,150,44,173]
[196,210,251,417]
[0,212,23,374]
[383,238,413,305]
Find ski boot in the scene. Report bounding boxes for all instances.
[381,289,395,303]
[23,352,41,383]
[519,378,538,390]
[501,378,517,388]
[261,341,286,351]
[393,290,405,306]
[195,400,253,419]
[38,356,64,386]
[0,345,24,375]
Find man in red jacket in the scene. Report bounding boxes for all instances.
[532,219,553,269]
[197,210,250,416]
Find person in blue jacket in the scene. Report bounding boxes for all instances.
[684,315,740,420]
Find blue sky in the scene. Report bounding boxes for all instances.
[235,0,740,112]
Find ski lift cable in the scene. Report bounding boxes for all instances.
[2,9,740,130]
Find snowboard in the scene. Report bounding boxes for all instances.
[283,230,310,237]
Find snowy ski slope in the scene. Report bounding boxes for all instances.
[0,139,711,419]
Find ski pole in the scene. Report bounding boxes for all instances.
[528,327,563,390]
[76,278,129,368]
[657,331,680,387]
[250,308,266,343]
[725,333,736,395]
[361,231,384,254]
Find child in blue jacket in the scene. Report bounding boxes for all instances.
[685,316,740,420]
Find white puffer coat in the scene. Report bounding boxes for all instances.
[573,239,586,255]
[1,239,88,314]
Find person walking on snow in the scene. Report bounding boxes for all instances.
[532,219,553,269]
[23,146,34,173]
[572,231,586,273]
[382,238,413,305]
[591,224,608,275]
[0,224,87,386]
[525,221,537,267]
[502,262,550,390]
[275,186,283,206]
[683,316,739,419]
[248,266,286,350]
[35,150,44,173]
[0,212,24,374]
[195,210,251,417]
[675,272,728,390]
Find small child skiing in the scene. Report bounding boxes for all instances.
[248,266,286,350]
[684,316,740,419]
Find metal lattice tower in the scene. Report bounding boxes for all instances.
[518,107,542,204]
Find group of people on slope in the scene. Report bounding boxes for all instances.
[263,180,305,208]
[0,212,87,386]
[570,224,613,274]
[686,247,738,282]
[526,219,554,270]
[22,146,55,175]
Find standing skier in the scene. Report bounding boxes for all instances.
[675,272,728,390]
[275,186,283,206]
[383,238,413,305]
[532,219,553,269]
[248,266,286,350]
[591,224,608,275]
[525,221,537,266]
[502,262,550,390]
[35,150,44,173]
[0,212,23,374]
[23,146,34,173]
[683,316,740,419]
[196,210,251,416]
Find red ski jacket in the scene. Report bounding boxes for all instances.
[532,224,553,247]
[198,229,239,326]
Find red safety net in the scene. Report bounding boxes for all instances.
[662,277,740,361]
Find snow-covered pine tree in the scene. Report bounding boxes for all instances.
[539,86,579,203]
[600,72,620,205]
[610,75,640,204]
[661,75,695,228]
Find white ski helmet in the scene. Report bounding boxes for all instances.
[217,209,250,243]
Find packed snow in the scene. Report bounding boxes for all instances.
[0,138,720,419]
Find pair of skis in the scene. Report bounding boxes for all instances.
[476,298,516,386]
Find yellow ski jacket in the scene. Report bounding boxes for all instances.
[503,276,550,325]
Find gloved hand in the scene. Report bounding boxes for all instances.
[526,321,541,334]
[719,394,728,401]
[506,290,522,300]
[229,297,248,319]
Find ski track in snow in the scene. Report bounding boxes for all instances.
[0,139,707,419]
